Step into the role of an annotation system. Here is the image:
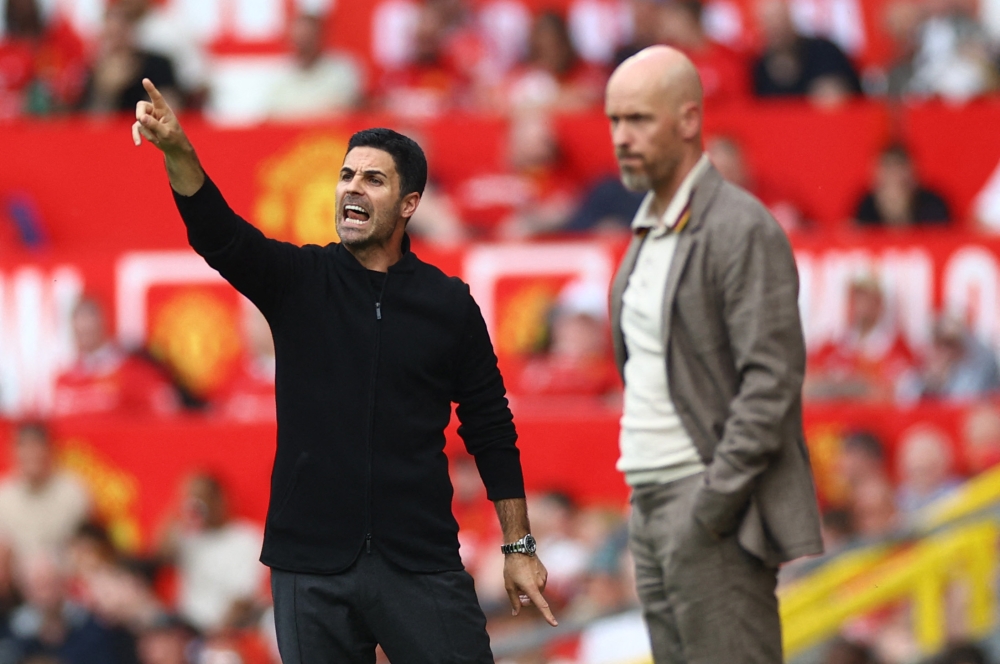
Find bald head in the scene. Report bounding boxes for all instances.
[605,46,705,200]
[608,46,703,112]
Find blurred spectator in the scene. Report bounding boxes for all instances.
[53,297,178,417]
[564,174,645,234]
[157,474,265,634]
[453,112,579,239]
[820,637,882,664]
[820,507,856,553]
[658,0,751,105]
[786,0,868,60]
[973,157,1000,232]
[850,476,899,539]
[501,11,606,113]
[377,2,469,117]
[853,144,951,227]
[881,0,928,98]
[894,424,961,515]
[834,431,890,508]
[77,4,181,114]
[517,279,620,399]
[114,0,208,108]
[706,134,807,233]
[905,0,998,102]
[612,0,670,65]
[567,0,632,65]
[525,491,589,602]
[752,0,862,104]
[84,561,166,664]
[136,614,197,664]
[0,0,87,117]
[218,303,275,423]
[405,180,467,246]
[961,403,1000,473]
[805,275,915,402]
[897,315,1000,402]
[7,551,119,664]
[266,12,364,121]
[0,422,91,559]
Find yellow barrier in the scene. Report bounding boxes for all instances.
[779,521,999,659]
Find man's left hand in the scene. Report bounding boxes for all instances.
[504,554,557,626]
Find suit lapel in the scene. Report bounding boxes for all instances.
[610,229,647,377]
[660,166,724,343]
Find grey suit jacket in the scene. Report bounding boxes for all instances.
[610,165,823,566]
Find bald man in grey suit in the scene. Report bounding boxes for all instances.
[605,46,823,662]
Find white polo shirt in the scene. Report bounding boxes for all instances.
[618,155,710,487]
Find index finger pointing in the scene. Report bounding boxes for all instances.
[142,78,166,107]
[524,587,558,626]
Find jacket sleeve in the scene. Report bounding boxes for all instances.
[172,175,304,319]
[453,288,525,501]
[692,208,806,537]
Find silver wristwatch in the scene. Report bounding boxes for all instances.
[501,534,537,556]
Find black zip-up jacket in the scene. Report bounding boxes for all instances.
[173,176,525,574]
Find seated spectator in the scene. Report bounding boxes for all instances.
[517,279,620,399]
[805,275,915,402]
[905,0,998,102]
[500,11,607,113]
[564,174,645,234]
[752,0,862,104]
[156,474,265,634]
[53,297,178,417]
[453,112,579,239]
[377,2,470,117]
[612,0,671,66]
[218,303,275,422]
[961,403,1000,474]
[850,475,899,540]
[0,422,91,559]
[897,315,1000,403]
[659,0,751,105]
[853,144,951,228]
[6,551,119,664]
[706,134,807,233]
[77,4,181,114]
[136,614,197,664]
[266,12,364,121]
[894,424,961,516]
[405,180,467,245]
[0,0,87,117]
[833,431,890,509]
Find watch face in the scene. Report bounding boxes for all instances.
[524,534,537,554]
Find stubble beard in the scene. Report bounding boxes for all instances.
[620,168,652,192]
[337,202,401,252]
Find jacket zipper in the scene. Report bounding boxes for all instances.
[364,273,389,554]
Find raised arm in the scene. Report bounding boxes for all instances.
[133,79,304,317]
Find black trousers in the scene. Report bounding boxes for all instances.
[270,547,494,664]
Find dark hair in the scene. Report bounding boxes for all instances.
[675,0,704,21]
[880,142,912,164]
[842,431,885,461]
[14,421,50,445]
[346,128,427,198]
[5,0,44,38]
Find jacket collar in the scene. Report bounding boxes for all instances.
[332,233,417,273]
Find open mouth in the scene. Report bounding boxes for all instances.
[343,203,371,226]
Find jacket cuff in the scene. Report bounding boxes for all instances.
[473,444,525,501]
[692,457,754,537]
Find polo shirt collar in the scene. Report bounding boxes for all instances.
[631,153,711,237]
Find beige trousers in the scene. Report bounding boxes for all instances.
[628,473,782,663]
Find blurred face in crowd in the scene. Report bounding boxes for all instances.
[336,147,419,255]
[139,627,190,664]
[706,136,749,189]
[846,282,884,334]
[19,554,65,613]
[509,114,558,171]
[606,47,703,197]
[658,2,704,49]
[290,14,324,67]
[756,0,798,49]
[837,438,886,488]
[72,300,107,355]
[550,313,607,362]
[182,476,227,531]
[897,426,954,497]
[413,6,447,64]
[851,478,897,537]
[15,427,53,489]
[963,405,1000,473]
[101,6,137,54]
[528,13,575,75]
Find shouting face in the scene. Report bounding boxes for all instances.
[335,146,413,253]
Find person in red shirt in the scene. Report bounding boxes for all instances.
[0,0,87,117]
[500,11,607,114]
[217,302,276,422]
[517,279,621,401]
[53,298,178,417]
[452,112,580,240]
[659,0,751,105]
[805,275,915,402]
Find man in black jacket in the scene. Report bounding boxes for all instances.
[132,78,555,663]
